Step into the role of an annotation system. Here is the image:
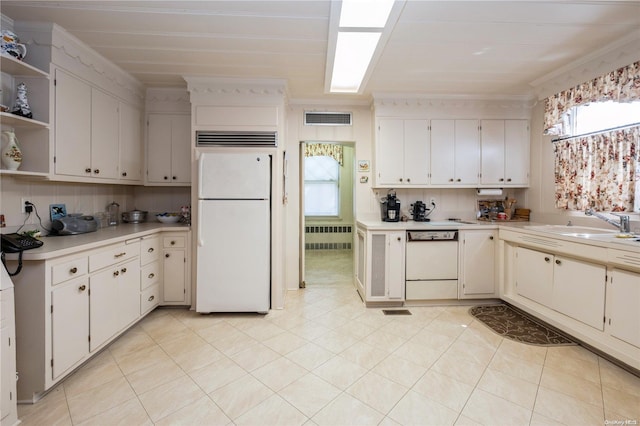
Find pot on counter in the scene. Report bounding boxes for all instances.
[121,209,148,223]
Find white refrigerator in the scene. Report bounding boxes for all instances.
[196,152,271,313]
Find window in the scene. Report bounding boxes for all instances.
[304,156,339,216]
[568,101,640,136]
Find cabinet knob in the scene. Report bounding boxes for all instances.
[399,178,403,182]
[70,267,78,274]
[94,169,100,174]
[170,240,176,245]
[165,253,170,258]
[555,259,561,265]
[489,236,494,240]
[113,270,120,277]
[499,178,504,182]
[172,176,177,180]
[78,285,86,291]
[449,178,454,182]
[544,257,551,263]
[456,178,461,182]
[148,248,154,253]
[406,178,410,182]
[164,176,168,180]
[148,273,155,279]
[121,267,127,273]
[122,172,127,177]
[148,295,155,302]
[507,178,512,182]
[397,237,401,241]
[85,168,92,174]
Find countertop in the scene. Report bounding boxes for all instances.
[4,222,190,261]
[356,216,640,253]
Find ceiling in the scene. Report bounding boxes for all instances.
[2,1,639,101]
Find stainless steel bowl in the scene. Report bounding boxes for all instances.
[121,210,148,223]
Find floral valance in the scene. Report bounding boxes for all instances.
[304,143,343,165]
[544,61,640,135]
[554,125,640,212]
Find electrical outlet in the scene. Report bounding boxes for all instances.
[429,197,436,206]
[21,198,30,213]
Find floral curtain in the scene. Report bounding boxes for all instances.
[544,61,640,135]
[305,143,343,165]
[554,125,640,212]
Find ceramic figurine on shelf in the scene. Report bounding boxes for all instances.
[1,130,22,170]
[11,82,33,119]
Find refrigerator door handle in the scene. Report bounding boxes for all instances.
[197,202,204,247]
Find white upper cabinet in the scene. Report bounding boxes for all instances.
[480,119,529,187]
[90,88,120,179]
[376,119,429,186]
[146,114,191,185]
[430,119,479,186]
[119,102,143,182]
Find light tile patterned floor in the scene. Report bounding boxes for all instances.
[18,250,640,425]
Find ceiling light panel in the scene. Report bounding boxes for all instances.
[330,32,381,93]
[339,0,395,28]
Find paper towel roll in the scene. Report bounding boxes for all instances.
[477,188,503,196]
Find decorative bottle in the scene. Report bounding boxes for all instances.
[1,130,22,170]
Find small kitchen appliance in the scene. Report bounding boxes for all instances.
[380,190,401,222]
[410,201,430,222]
[51,215,98,235]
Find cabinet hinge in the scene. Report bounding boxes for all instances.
[54,79,56,86]
[51,359,53,367]
[8,336,11,347]
[53,156,56,163]
[9,391,12,401]
[603,316,606,324]
[51,305,53,313]
[88,335,91,342]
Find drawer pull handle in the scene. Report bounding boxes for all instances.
[148,248,154,253]
[78,285,86,291]
[121,267,127,273]
[148,273,155,279]
[70,267,78,274]
[148,295,155,302]
[115,252,126,258]
[113,270,120,277]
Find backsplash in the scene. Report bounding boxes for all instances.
[0,176,189,232]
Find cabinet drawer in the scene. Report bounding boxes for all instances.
[141,284,160,316]
[140,237,161,266]
[52,257,88,285]
[163,236,185,248]
[90,242,140,272]
[140,261,161,290]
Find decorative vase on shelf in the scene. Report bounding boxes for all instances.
[1,130,22,170]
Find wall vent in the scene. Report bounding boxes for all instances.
[304,112,352,126]
[305,242,352,250]
[305,225,352,234]
[196,131,277,147]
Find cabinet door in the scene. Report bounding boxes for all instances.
[430,119,456,184]
[1,322,13,418]
[89,267,120,351]
[504,120,529,185]
[607,269,640,348]
[460,230,496,297]
[387,232,405,299]
[516,247,553,307]
[54,69,91,177]
[454,120,480,184]
[403,120,429,185]
[376,119,404,185]
[170,114,192,184]
[118,259,141,329]
[480,120,505,185]
[119,102,142,182]
[51,278,89,379]
[163,248,186,303]
[369,234,387,298]
[147,114,173,183]
[91,88,120,179]
[355,228,366,295]
[552,256,606,330]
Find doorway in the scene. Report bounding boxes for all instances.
[300,142,355,288]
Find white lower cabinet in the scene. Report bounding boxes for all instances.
[162,234,190,305]
[606,268,640,348]
[1,284,18,426]
[364,230,405,302]
[459,230,497,298]
[51,277,89,379]
[515,246,606,330]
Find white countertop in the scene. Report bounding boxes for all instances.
[4,223,190,261]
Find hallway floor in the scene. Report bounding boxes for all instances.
[17,250,640,425]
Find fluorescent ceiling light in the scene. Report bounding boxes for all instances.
[330,32,381,93]
[339,0,395,28]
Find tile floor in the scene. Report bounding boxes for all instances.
[18,249,640,425]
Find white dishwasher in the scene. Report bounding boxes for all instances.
[405,230,458,300]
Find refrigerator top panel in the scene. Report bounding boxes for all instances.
[198,152,271,199]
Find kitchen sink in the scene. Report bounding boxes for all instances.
[523,225,619,237]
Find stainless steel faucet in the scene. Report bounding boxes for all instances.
[585,208,631,233]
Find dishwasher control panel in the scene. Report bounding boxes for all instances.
[407,230,458,241]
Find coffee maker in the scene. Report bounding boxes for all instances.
[381,190,401,222]
[410,201,429,222]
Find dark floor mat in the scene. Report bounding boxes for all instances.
[470,304,575,346]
